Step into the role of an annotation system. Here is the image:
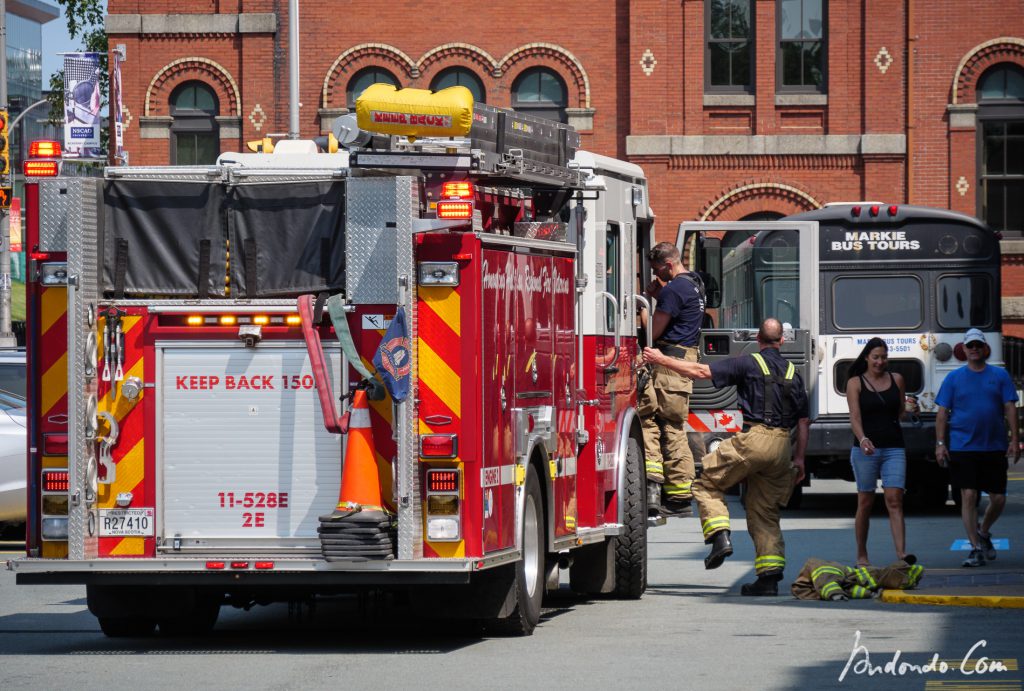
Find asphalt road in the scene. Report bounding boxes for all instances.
[1,480,1022,690]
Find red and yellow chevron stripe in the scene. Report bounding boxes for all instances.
[417,285,464,558]
[39,287,69,558]
[96,314,149,557]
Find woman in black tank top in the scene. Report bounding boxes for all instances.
[846,337,916,567]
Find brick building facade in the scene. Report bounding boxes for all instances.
[105,1,1024,331]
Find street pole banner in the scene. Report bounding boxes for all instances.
[62,52,103,159]
[112,49,125,163]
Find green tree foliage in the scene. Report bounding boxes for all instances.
[46,0,109,150]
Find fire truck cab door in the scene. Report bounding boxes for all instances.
[677,221,820,424]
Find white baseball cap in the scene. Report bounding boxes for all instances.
[964,328,987,346]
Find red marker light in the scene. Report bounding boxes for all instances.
[427,469,460,493]
[24,160,60,177]
[436,201,473,219]
[254,561,275,570]
[869,205,880,217]
[206,561,226,570]
[421,434,458,459]
[888,205,898,216]
[441,180,474,199]
[851,206,861,217]
[42,470,69,492]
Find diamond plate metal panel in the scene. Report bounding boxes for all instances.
[395,178,420,559]
[64,178,102,560]
[345,177,415,304]
[39,178,99,252]
[105,166,226,182]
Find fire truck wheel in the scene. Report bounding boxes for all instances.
[158,596,221,637]
[612,436,647,599]
[489,463,545,636]
[97,617,157,638]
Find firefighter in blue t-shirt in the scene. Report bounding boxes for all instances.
[638,242,706,516]
[935,327,1020,568]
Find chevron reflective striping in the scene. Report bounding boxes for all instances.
[40,353,68,420]
[418,338,461,419]
[40,286,67,336]
[419,287,460,337]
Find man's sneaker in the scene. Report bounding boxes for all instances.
[962,549,986,568]
[977,526,997,561]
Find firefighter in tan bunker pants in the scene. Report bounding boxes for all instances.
[638,242,706,516]
[643,318,810,596]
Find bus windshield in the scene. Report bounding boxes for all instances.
[719,229,799,329]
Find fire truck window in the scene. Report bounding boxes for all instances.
[170,81,219,166]
[832,275,923,330]
[937,274,993,329]
[431,68,485,103]
[512,68,567,123]
[0,363,26,400]
[346,67,400,109]
[606,224,620,332]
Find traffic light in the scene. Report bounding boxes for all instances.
[246,137,275,153]
[0,110,8,177]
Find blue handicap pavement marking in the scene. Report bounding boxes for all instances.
[951,538,1010,551]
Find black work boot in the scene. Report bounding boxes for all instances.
[740,571,783,596]
[647,481,662,517]
[704,530,733,570]
[660,497,693,517]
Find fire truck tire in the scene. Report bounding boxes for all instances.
[488,463,545,636]
[98,617,157,638]
[158,595,221,637]
[612,436,647,599]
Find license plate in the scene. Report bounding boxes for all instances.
[98,508,155,537]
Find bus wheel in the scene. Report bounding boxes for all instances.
[612,436,647,599]
[488,463,545,635]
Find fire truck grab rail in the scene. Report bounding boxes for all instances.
[597,291,621,373]
[297,294,348,434]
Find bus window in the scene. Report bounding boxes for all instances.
[937,274,993,329]
[834,358,924,395]
[763,276,798,327]
[832,275,923,330]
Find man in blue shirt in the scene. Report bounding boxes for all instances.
[638,242,706,517]
[935,327,1020,568]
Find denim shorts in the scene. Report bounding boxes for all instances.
[850,446,907,491]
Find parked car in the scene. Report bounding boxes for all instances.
[0,349,26,524]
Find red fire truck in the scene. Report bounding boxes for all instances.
[11,87,655,636]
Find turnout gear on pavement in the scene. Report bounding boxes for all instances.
[790,558,924,601]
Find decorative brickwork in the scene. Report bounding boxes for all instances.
[145,57,240,116]
[497,43,591,108]
[953,38,1024,105]
[700,182,821,221]
[321,44,419,108]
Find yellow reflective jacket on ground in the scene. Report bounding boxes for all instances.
[791,558,924,601]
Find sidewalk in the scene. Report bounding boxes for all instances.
[880,569,1024,609]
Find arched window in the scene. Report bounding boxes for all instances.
[346,67,400,109]
[170,81,219,165]
[512,68,567,123]
[977,64,1024,234]
[430,67,485,103]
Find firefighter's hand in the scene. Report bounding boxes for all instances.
[935,444,950,467]
[645,278,664,299]
[642,347,667,367]
[792,457,806,485]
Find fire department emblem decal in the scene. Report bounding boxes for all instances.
[378,336,410,380]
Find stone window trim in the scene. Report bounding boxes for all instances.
[139,115,240,140]
[625,134,905,157]
[704,94,755,107]
[775,94,827,106]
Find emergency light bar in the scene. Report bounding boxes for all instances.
[24,160,60,177]
[29,140,61,157]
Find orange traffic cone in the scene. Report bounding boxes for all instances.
[333,388,384,514]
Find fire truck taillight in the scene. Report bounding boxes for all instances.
[425,469,461,541]
[29,140,61,157]
[187,315,203,326]
[253,315,270,325]
[418,261,460,287]
[436,200,473,219]
[24,160,60,177]
[441,180,474,199]
[219,315,237,326]
[42,470,69,492]
[420,433,458,459]
[286,315,302,326]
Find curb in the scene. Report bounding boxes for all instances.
[880,590,1024,609]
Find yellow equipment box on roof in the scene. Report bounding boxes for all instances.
[356,84,474,139]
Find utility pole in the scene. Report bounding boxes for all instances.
[0,0,15,348]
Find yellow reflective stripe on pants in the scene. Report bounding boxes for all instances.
[664,481,692,497]
[820,582,841,598]
[755,555,785,573]
[855,567,877,589]
[812,566,845,580]
[850,585,872,599]
[701,516,730,537]
[907,564,923,587]
[646,459,663,474]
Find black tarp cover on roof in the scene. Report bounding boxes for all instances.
[101,178,346,298]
